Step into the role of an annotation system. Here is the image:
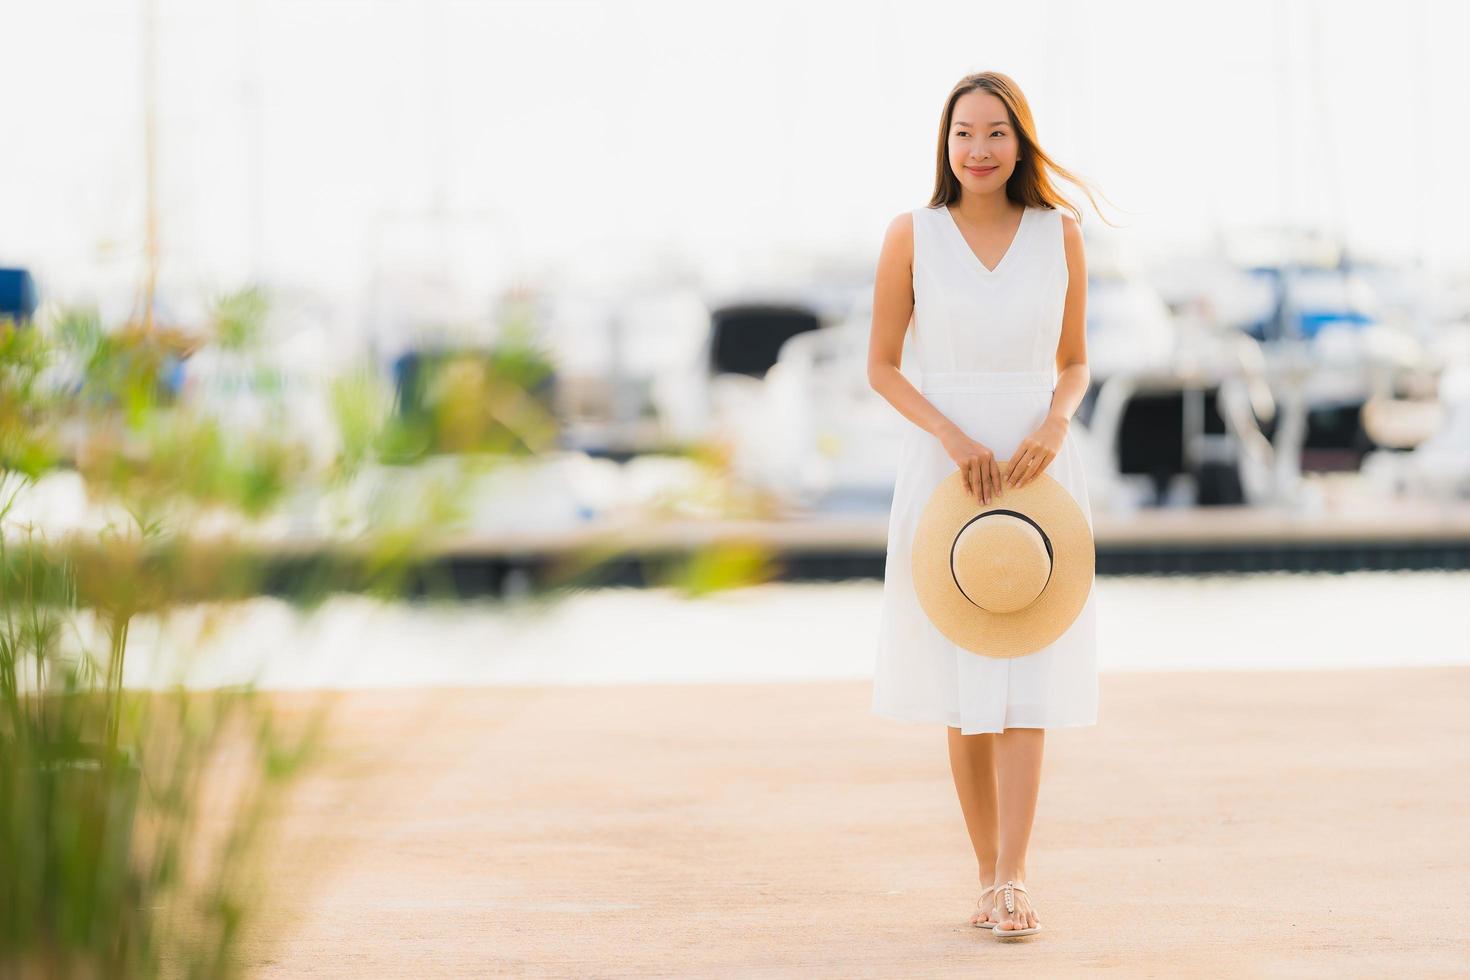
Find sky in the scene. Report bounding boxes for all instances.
[0,0,1467,325]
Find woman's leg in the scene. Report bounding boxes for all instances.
[992,726,1044,931]
[945,727,999,891]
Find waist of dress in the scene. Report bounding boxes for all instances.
[920,370,1054,394]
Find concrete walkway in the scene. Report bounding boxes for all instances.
[242,666,1470,977]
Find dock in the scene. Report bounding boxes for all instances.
[20,501,1470,605]
[241,499,1470,600]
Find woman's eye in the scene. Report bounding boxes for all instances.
[992,131,1004,137]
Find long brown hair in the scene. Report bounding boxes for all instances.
[927,71,1120,227]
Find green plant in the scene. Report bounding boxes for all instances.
[0,286,775,977]
[0,300,333,978]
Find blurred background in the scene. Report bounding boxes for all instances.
[2,0,1468,685]
[4,1,1470,975]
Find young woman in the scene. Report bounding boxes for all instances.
[866,71,1112,941]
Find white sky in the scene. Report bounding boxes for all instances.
[0,0,1467,319]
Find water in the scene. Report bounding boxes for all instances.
[91,571,1470,691]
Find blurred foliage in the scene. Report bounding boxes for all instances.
[0,279,773,977]
[0,321,60,479]
[327,366,394,484]
[657,540,776,596]
[0,291,331,978]
[0,654,326,979]
[208,287,267,351]
[78,414,307,526]
[383,352,557,462]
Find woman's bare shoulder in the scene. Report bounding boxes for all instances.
[886,208,917,235]
[881,209,919,259]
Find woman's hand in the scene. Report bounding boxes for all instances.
[1006,416,1068,488]
[938,424,1003,505]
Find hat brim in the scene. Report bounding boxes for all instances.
[911,462,1094,658]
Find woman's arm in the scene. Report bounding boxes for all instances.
[1049,213,1091,423]
[866,212,960,439]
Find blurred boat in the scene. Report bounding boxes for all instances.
[0,267,38,323]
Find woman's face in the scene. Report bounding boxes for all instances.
[948,89,1020,192]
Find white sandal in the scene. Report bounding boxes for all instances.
[991,879,1041,940]
[970,883,1000,928]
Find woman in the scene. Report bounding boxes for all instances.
[866,71,1113,940]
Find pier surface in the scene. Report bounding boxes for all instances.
[239,666,1470,977]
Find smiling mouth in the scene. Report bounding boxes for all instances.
[968,166,998,174]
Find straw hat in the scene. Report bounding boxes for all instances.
[911,460,1094,658]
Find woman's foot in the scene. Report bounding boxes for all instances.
[970,884,1001,927]
[991,879,1041,937]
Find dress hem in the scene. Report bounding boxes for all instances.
[869,704,1098,736]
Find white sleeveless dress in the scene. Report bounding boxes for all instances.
[870,202,1099,735]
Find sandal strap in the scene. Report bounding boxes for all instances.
[999,880,1029,914]
[972,884,1001,923]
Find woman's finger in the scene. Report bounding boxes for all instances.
[1008,450,1028,487]
[1020,453,1049,487]
[990,457,1004,499]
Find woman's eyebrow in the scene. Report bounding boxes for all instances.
[953,120,1009,127]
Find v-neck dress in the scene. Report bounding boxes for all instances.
[869,202,1099,735]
